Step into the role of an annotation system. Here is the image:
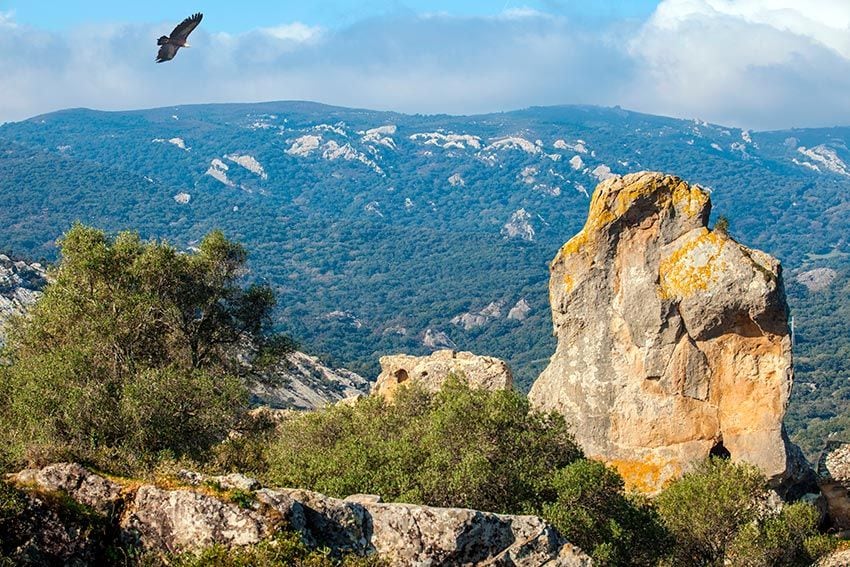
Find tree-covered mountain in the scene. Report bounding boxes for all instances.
[1,101,849,454]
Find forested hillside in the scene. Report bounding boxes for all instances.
[1,101,849,455]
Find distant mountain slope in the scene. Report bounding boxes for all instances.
[2,102,849,454]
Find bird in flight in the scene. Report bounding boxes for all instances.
[156,12,203,63]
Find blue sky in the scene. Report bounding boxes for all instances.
[0,1,661,31]
[1,0,850,129]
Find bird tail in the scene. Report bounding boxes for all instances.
[157,36,169,46]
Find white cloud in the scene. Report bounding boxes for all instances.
[0,10,16,28]
[627,0,850,128]
[2,2,850,129]
[261,22,323,43]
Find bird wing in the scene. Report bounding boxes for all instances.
[156,43,179,63]
[169,12,203,42]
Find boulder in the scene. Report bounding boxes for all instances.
[11,462,123,517]
[123,485,274,550]
[817,440,850,531]
[9,464,591,565]
[529,172,801,493]
[373,349,513,400]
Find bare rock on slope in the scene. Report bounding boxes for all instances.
[0,254,47,345]
[529,171,800,493]
[245,350,371,410]
[372,349,513,401]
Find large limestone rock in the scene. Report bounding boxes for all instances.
[8,464,591,566]
[373,349,513,400]
[529,172,797,492]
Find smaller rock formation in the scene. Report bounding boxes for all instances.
[7,463,592,566]
[373,350,513,400]
[817,441,850,531]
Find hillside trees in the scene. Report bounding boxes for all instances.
[0,224,277,470]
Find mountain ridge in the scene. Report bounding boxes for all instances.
[2,100,849,453]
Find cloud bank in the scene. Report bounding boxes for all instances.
[1,1,849,129]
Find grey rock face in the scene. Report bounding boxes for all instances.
[0,255,47,346]
[12,463,123,517]
[244,350,371,411]
[8,464,592,565]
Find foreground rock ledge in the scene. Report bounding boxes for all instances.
[8,463,590,566]
[529,171,799,493]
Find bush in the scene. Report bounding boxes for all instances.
[267,377,582,513]
[0,225,278,472]
[656,458,833,566]
[142,531,384,566]
[542,459,670,566]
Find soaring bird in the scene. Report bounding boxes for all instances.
[156,12,203,63]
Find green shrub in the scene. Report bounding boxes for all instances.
[542,459,670,566]
[266,377,582,513]
[141,531,384,567]
[656,458,833,566]
[0,224,280,473]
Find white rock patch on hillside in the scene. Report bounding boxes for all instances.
[360,125,397,149]
[173,192,191,204]
[555,139,588,153]
[322,141,384,175]
[448,173,466,187]
[225,154,268,180]
[592,165,616,181]
[152,137,189,151]
[508,299,531,321]
[205,159,234,187]
[570,155,584,170]
[410,132,482,150]
[798,145,850,176]
[484,137,541,155]
[501,209,535,242]
[286,135,322,156]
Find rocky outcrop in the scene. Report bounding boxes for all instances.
[795,267,837,292]
[242,350,371,410]
[7,463,591,566]
[817,440,850,531]
[0,254,47,345]
[373,350,513,400]
[529,172,799,493]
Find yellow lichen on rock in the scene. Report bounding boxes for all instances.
[672,180,710,218]
[607,458,682,494]
[659,229,728,299]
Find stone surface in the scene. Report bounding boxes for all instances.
[123,486,273,550]
[0,254,47,346]
[817,440,850,530]
[236,340,373,411]
[9,464,591,564]
[12,462,124,517]
[795,267,837,292]
[529,172,799,492]
[817,549,850,567]
[373,349,513,400]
